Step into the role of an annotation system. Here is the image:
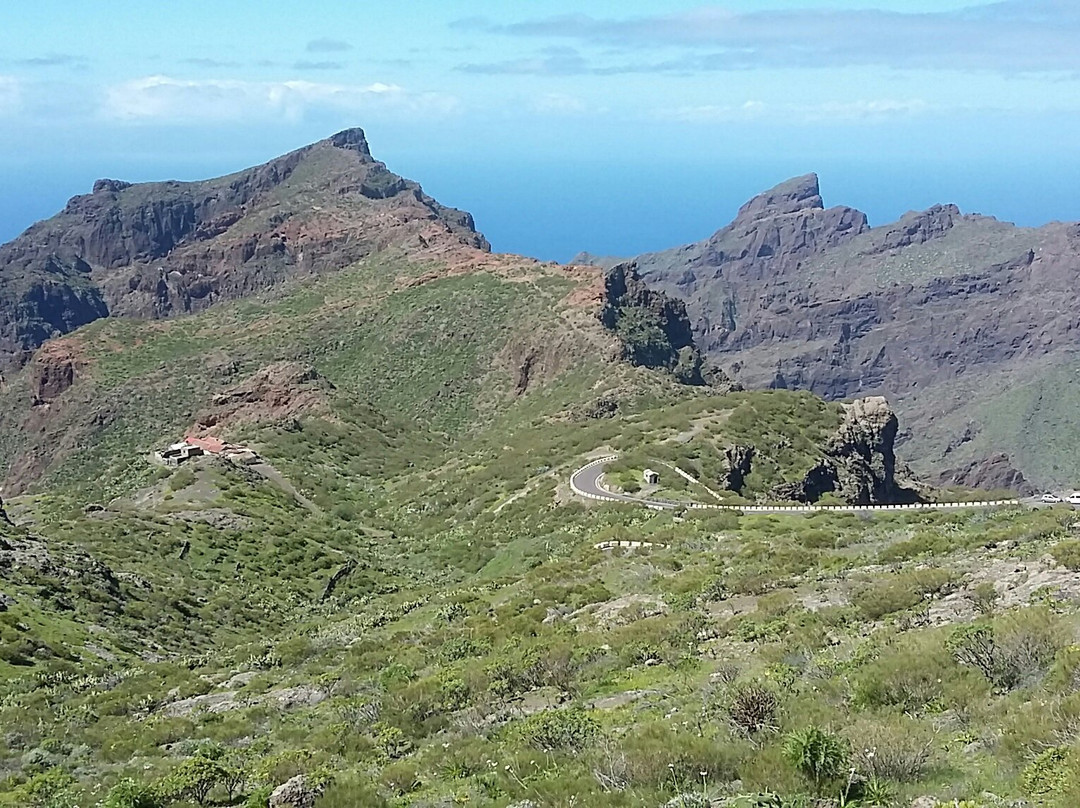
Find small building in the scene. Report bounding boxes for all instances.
[643,469,660,485]
[156,442,204,466]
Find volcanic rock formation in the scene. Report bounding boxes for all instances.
[0,128,489,370]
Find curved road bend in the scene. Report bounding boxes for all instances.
[570,455,1021,514]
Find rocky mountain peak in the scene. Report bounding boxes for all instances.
[0,128,490,370]
[327,127,373,157]
[734,173,824,225]
[91,179,133,195]
[874,203,961,252]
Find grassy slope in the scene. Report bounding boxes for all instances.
[5,254,1080,807]
[897,354,1080,489]
[798,216,1039,292]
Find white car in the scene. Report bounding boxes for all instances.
[1067,493,1080,505]
[1042,493,1063,503]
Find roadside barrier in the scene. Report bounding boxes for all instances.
[569,455,1020,514]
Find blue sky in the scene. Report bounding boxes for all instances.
[3,0,1080,260]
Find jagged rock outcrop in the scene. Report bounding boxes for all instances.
[29,341,82,405]
[874,204,959,252]
[719,445,755,493]
[599,262,708,385]
[0,269,109,369]
[0,517,121,600]
[939,453,1036,496]
[0,127,490,370]
[769,397,921,504]
[825,396,919,504]
[194,362,335,429]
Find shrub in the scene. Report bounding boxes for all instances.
[158,756,230,806]
[102,779,163,808]
[1048,645,1080,693]
[9,768,78,808]
[948,608,1065,690]
[846,716,936,782]
[782,726,849,792]
[852,569,955,620]
[379,760,422,796]
[854,637,968,713]
[947,624,998,682]
[1051,539,1080,571]
[614,722,743,789]
[242,786,272,808]
[968,581,1000,616]
[372,722,412,760]
[1022,746,1074,799]
[727,682,780,737]
[168,467,197,491]
[515,707,598,752]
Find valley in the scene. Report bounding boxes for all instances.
[1,129,1080,808]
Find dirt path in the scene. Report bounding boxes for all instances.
[250,462,322,514]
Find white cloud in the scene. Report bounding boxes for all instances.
[463,2,1080,74]
[101,76,458,123]
[665,98,929,124]
[530,92,588,115]
[0,76,21,115]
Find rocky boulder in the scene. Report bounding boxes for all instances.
[826,396,905,504]
[269,774,328,808]
[769,397,921,505]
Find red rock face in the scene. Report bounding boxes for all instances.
[29,342,81,406]
[192,362,335,431]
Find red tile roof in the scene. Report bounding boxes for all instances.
[184,435,226,454]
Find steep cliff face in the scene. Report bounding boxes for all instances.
[0,265,109,369]
[599,261,723,386]
[587,174,1080,487]
[938,454,1035,496]
[0,128,489,370]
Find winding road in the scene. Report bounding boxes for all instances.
[570,455,1022,514]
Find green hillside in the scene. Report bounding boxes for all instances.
[2,249,1079,808]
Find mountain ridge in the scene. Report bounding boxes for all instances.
[576,173,1080,487]
[0,128,489,370]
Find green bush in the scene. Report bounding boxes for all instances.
[1022,747,1074,799]
[948,608,1065,690]
[514,707,599,752]
[103,779,163,808]
[168,467,197,491]
[782,726,849,793]
[1051,539,1080,571]
[846,716,936,783]
[852,569,955,620]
